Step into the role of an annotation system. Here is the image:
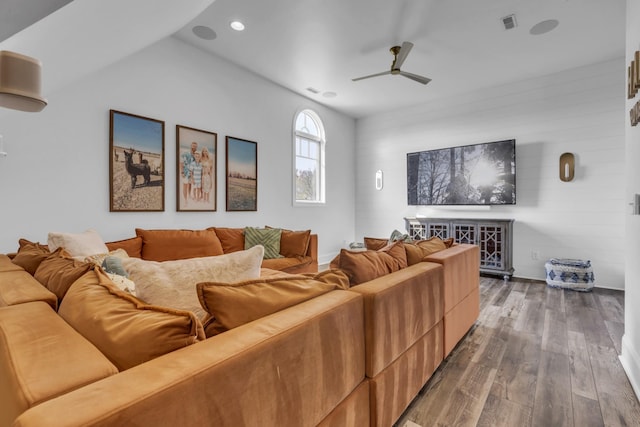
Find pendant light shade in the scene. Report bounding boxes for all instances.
[0,50,47,112]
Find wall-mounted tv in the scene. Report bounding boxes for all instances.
[407,139,516,206]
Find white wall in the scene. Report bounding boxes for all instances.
[0,36,356,264]
[356,58,625,289]
[621,0,640,401]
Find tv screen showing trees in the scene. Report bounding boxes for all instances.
[407,139,516,206]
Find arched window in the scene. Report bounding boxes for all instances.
[293,109,325,204]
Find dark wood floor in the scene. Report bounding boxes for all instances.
[395,276,640,427]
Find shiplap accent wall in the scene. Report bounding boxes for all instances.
[356,58,625,289]
[0,36,356,263]
[621,0,640,402]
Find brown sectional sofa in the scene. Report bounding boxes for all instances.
[0,231,479,427]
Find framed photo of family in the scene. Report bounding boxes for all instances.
[176,125,217,211]
[226,136,257,211]
[109,110,165,212]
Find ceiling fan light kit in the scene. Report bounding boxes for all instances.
[352,41,431,85]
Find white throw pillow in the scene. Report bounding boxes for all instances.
[47,229,109,259]
[121,245,264,319]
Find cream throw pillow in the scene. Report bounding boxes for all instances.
[121,245,264,319]
[48,229,109,259]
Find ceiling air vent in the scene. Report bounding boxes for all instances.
[501,14,517,30]
[306,87,320,94]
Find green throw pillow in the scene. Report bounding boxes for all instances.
[244,227,284,260]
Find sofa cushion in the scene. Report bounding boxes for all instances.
[261,256,313,272]
[33,249,94,303]
[121,246,264,319]
[10,239,50,275]
[197,274,336,336]
[266,226,311,257]
[47,229,109,259]
[210,227,245,253]
[135,228,224,261]
[363,237,388,251]
[58,270,205,371]
[330,241,408,286]
[402,237,454,265]
[244,227,283,259]
[0,261,58,310]
[105,236,143,258]
[302,269,351,290]
[0,301,118,427]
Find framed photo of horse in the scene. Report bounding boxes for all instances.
[109,110,165,212]
[176,125,217,211]
[226,136,257,211]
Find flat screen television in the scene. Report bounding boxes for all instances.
[407,139,516,206]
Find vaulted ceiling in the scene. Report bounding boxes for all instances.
[1,0,626,119]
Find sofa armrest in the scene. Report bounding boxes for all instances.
[15,291,365,427]
[424,243,479,314]
[305,233,318,272]
[348,263,444,378]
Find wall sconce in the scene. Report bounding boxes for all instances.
[375,170,383,190]
[559,152,574,182]
[0,50,47,112]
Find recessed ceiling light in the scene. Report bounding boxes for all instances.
[230,21,245,31]
[192,25,217,40]
[530,19,559,36]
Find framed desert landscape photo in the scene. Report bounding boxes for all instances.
[176,125,217,211]
[226,136,257,211]
[110,110,164,212]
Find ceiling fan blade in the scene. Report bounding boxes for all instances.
[352,70,392,82]
[399,70,431,85]
[394,41,413,69]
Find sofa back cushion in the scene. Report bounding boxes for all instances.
[47,229,109,259]
[330,241,408,286]
[33,249,94,303]
[10,239,50,275]
[210,227,245,253]
[197,274,336,336]
[105,236,143,258]
[121,246,264,319]
[135,228,224,261]
[244,227,283,259]
[266,226,311,257]
[58,270,205,371]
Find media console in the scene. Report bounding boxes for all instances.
[405,217,514,280]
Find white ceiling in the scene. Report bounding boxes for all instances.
[174,0,626,118]
[1,0,626,119]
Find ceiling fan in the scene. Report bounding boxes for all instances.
[352,41,431,85]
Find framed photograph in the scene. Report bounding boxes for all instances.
[176,125,217,211]
[226,136,257,211]
[109,110,164,212]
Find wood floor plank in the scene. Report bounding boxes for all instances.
[567,330,598,400]
[434,362,497,426]
[595,293,624,323]
[604,320,624,355]
[532,350,573,426]
[524,281,546,302]
[572,394,604,427]
[476,383,533,427]
[513,299,545,336]
[545,285,565,312]
[500,288,526,320]
[494,330,541,406]
[542,308,569,355]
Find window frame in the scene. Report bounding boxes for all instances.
[292,109,326,206]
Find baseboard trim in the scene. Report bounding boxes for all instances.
[620,334,640,401]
